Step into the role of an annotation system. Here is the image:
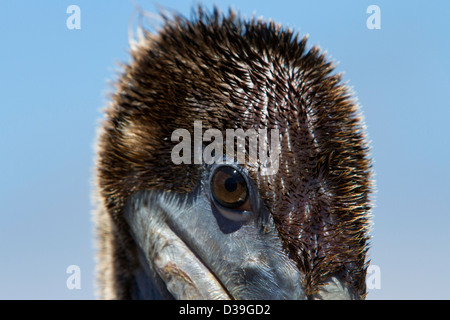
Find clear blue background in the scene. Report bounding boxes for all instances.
[1,0,449,299]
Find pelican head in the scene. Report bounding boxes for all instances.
[94,7,373,300]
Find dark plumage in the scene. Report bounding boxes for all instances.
[94,7,373,299]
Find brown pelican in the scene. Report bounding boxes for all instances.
[94,7,373,300]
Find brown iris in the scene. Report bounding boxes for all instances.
[211,166,248,209]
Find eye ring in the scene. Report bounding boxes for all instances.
[211,166,248,209]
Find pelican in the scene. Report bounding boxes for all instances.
[94,7,373,300]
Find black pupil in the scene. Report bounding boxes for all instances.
[224,178,237,192]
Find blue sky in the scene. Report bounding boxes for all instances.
[1,0,449,299]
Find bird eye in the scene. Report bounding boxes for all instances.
[211,166,249,210]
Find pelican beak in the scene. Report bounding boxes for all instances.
[124,188,356,300]
[124,189,305,299]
